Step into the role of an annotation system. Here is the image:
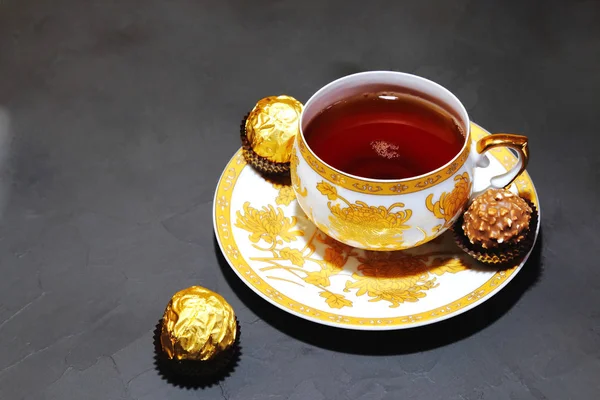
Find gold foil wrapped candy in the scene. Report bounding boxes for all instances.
[242,95,303,175]
[160,286,237,361]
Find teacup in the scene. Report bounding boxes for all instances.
[291,71,529,251]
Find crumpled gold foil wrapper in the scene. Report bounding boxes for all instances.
[160,286,237,361]
[245,95,303,163]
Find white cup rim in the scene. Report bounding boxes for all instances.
[299,70,472,183]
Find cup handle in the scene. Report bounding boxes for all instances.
[472,133,529,194]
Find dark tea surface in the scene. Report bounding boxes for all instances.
[303,92,465,179]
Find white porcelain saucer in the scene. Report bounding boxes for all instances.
[213,124,540,330]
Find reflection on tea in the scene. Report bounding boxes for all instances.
[303,92,465,180]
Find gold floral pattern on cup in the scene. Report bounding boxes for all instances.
[425,172,472,229]
[316,181,413,250]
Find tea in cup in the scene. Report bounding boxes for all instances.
[291,71,528,250]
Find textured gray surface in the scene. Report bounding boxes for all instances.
[0,0,599,399]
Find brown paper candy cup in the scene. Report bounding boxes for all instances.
[241,113,291,176]
[154,318,241,388]
[453,199,538,266]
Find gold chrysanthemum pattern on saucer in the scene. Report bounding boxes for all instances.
[214,124,539,329]
[233,206,470,310]
[345,252,469,308]
[273,184,296,206]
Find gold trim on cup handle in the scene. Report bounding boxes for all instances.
[475,134,529,188]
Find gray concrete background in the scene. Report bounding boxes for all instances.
[0,0,599,399]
